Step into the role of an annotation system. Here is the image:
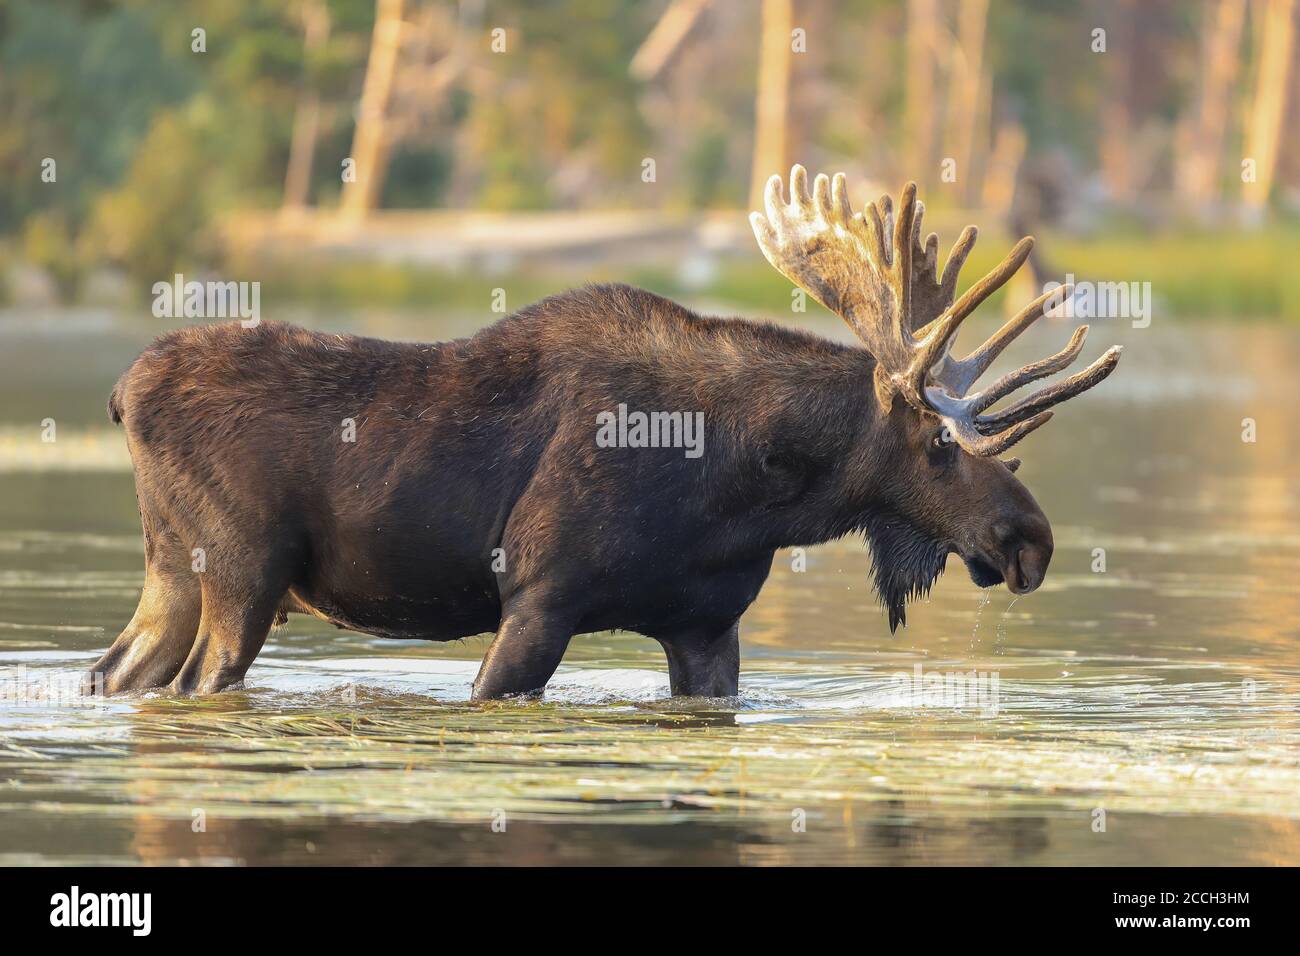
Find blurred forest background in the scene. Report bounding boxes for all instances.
[2,0,1299,318]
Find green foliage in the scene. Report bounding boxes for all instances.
[0,0,196,231]
[21,209,84,301]
[461,0,653,209]
[469,98,555,210]
[682,129,735,209]
[83,110,217,290]
[381,146,454,208]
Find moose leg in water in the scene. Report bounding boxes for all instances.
[168,551,294,695]
[471,598,575,701]
[652,619,740,697]
[90,522,201,693]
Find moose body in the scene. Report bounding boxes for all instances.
[92,170,1118,700]
[98,285,875,697]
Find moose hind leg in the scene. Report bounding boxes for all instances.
[654,619,740,698]
[169,560,290,695]
[89,532,201,694]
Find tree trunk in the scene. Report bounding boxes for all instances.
[981,120,1026,218]
[282,0,332,213]
[631,0,710,81]
[1242,0,1297,213]
[750,0,795,209]
[1175,0,1246,207]
[903,0,939,185]
[341,0,406,220]
[1098,0,1137,203]
[943,0,989,204]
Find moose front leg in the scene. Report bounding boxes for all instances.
[654,619,740,698]
[471,599,574,701]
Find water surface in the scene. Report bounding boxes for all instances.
[1,306,1298,865]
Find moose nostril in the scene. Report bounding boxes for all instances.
[1014,545,1050,592]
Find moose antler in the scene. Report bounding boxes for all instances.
[750,165,1121,457]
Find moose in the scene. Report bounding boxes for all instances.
[90,167,1120,700]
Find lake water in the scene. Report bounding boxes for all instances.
[1,304,1298,865]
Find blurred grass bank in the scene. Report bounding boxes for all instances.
[232,222,1300,322]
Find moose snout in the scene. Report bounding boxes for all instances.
[960,517,1053,593]
[1003,542,1050,594]
[996,516,1053,594]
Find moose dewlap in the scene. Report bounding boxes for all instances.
[90,167,1119,700]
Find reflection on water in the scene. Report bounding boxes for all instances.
[0,307,1298,865]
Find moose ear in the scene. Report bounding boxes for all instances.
[1003,457,1022,473]
[872,364,896,412]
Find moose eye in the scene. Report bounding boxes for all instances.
[931,427,956,449]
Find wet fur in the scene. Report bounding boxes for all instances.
[863,514,950,632]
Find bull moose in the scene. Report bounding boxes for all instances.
[90,167,1120,700]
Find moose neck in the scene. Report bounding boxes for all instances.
[733,351,907,554]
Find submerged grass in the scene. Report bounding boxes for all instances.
[3,676,1298,829]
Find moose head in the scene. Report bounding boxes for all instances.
[751,166,1122,630]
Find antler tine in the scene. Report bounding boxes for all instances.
[945,410,1056,457]
[830,171,854,224]
[863,198,888,270]
[949,236,1035,326]
[932,283,1072,396]
[904,235,1034,402]
[939,226,978,309]
[910,198,940,280]
[752,169,842,312]
[961,324,1090,415]
[790,162,812,207]
[975,345,1123,434]
[761,173,788,232]
[892,183,919,341]
[910,224,978,339]
[875,193,894,265]
[812,171,832,221]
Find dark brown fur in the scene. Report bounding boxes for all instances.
[90,283,1050,699]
